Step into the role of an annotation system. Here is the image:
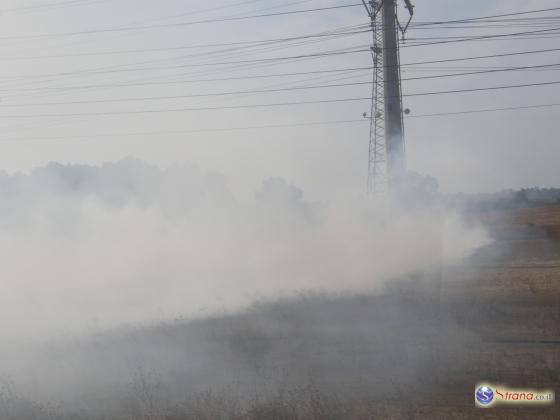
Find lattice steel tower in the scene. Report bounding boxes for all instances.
[363,0,413,194]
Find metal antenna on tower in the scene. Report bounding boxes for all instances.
[363,0,414,195]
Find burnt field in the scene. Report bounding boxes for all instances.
[2,206,559,420]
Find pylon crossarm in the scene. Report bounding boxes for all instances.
[361,0,372,16]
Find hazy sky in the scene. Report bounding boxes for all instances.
[0,0,558,198]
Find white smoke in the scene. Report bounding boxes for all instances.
[0,157,489,338]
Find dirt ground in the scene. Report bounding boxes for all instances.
[407,204,560,419]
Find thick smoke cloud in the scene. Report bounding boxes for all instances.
[0,157,487,338]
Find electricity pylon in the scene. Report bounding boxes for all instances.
[363,0,414,194]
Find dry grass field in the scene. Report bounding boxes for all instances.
[427,204,560,419]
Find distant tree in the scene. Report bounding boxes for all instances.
[513,189,530,206]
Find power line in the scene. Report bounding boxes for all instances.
[359,9,560,31]
[0,27,369,61]
[0,35,368,93]
[407,103,560,119]
[401,62,560,82]
[446,16,560,23]
[410,20,560,30]
[0,48,367,98]
[410,6,560,28]
[402,33,560,44]
[0,119,368,142]
[13,63,557,98]
[0,96,373,118]
[0,3,363,41]
[403,66,560,71]
[0,0,106,14]
[7,23,558,93]
[5,63,560,107]
[402,80,560,98]
[2,102,560,142]
[0,45,370,82]
[402,26,560,47]
[233,0,317,16]
[0,24,370,92]
[0,66,375,94]
[3,42,558,94]
[0,79,559,118]
[405,32,560,41]
[108,0,268,29]
[0,80,374,106]
[401,47,560,67]
[3,47,560,95]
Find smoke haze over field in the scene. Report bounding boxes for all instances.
[0,1,557,418]
[0,157,487,338]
